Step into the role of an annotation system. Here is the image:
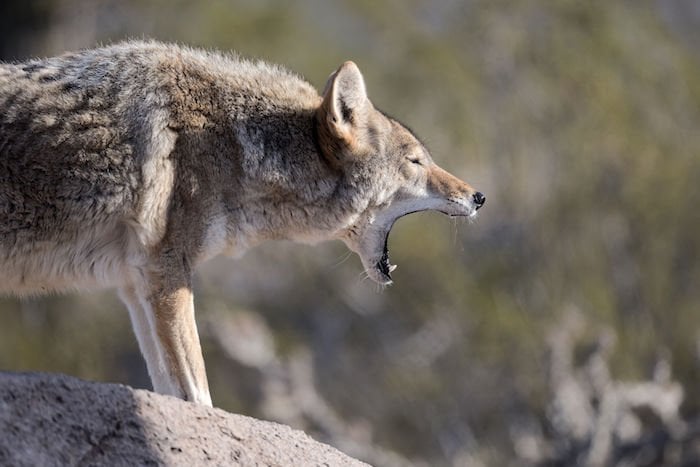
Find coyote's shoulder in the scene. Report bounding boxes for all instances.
[0,41,484,404]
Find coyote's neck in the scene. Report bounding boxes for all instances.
[164,58,373,260]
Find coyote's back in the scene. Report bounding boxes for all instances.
[0,42,324,294]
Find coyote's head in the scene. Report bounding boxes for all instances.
[315,62,485,285]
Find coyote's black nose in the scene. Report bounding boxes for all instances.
[473,192,486,209]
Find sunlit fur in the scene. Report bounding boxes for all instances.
[0,41,482,405]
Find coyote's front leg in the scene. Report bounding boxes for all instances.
[120,262,212,406]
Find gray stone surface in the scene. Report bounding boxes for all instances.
[0,372,368,466]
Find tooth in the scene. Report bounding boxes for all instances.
[389,264,397,272]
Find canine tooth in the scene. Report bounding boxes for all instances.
[389,264,397,272]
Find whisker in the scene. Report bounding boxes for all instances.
[330,250,353,269]
[452,217,459,246]
[357,269,371,284]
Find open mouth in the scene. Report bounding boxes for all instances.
[369,210,430,285]
[364,208,475,285]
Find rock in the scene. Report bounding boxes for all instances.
[0,372,368,466]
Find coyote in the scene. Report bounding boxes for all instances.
[0,41,485,406]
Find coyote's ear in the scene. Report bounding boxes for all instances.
[319,61,369,144]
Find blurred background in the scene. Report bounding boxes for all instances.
[2,1,700,465]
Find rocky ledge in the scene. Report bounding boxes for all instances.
[0,372,367,466]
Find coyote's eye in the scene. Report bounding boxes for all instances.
[408,157,423,166]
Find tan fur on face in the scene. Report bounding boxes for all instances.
[427,164,476,201]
